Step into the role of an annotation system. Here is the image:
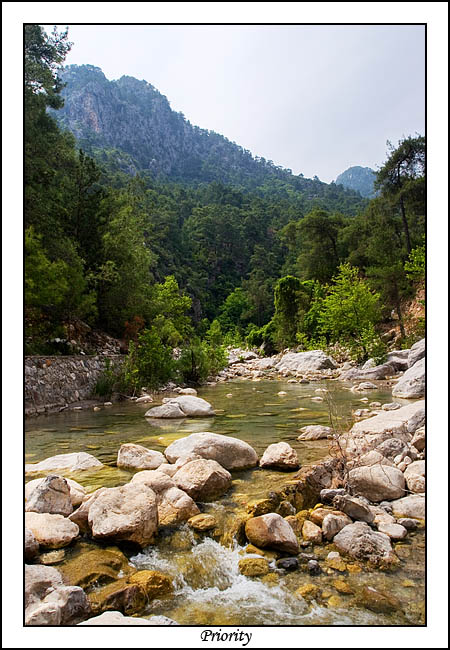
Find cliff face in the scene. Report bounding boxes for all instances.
[53,65,366,213]
[55,64,290,185]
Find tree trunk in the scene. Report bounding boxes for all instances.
[399,196,412,254]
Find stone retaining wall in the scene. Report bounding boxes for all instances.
[25,355,124,417]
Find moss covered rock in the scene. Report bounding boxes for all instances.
[238,557,270,577]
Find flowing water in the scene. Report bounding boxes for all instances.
[25,379,425,625]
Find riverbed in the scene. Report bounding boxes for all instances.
[25,379,425,626]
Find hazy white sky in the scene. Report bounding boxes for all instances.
[53,24,424,182]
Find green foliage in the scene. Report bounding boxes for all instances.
[121,328,174,393]
[150,276,193,346]
[176,338,228,384]
[246,320,277,355]
[273,276,311,349]
[405,237,425,282]
[317,264,382,361]
[94,359,122,398]
[25,227,68,310]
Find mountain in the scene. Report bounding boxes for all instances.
[335,166,377,198]
[52,65,366,213]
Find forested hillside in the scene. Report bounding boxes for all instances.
[25,26,425,390]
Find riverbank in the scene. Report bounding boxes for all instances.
[24,343,426,625]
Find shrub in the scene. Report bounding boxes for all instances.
[176,338,227,384]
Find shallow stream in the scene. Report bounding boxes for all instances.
[25,379,425,625]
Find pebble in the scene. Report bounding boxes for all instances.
[276,557,299,571]
[397,518,418,531]
[104,402,112,406]
[307,560,321,575]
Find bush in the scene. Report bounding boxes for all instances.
[176,338,227,384]
[94,359,121,397]
[120,328,174,393]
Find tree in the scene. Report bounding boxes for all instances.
[149,275,193,346]
[375,136,425,254]
[318,264,382,361]
[273,275,311,348]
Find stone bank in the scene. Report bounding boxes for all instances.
[25,355,124,417]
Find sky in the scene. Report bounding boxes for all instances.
[53,23,426,182]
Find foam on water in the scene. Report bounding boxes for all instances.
[130,536,381,625]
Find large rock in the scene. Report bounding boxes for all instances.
[88,483,158,547]
[78,611,178,625]
[302,520,322,543]
[275,350,337,373]
[351,450,393,468]
[348,465,406,502]
[385,349,410,371]
[25,475,73,516]
[332,494,374,523]
[117,444,166,471]
[343,400,425,456]
[259,442,299,470]
[404,460,425,493]
[26,477,86,508]
[297,425,333,441]
[25,452,103,475]
[411,426,425,452]
[339,362,397,381]
[69,488,108,533]
[322,513,353,541]
[391,494,425,519]
[123,471,200,527]
[145,395,215,418]
[172,459,232,501]
[333,522,397,566]
[245,513,299,554]
[144,402,185,418]
[407,338,425,368]
[392,358,425,398]
[25,528,39,561]
[25,564,90,626]
[164,432,258,470]
[25,512,79,549]
[58,543,135,590]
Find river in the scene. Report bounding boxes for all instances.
[25,379,425,625]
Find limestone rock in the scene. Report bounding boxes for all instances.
[322,513,352,541]
[391,494,425,519]
[117,444,166,471]
[333,522,397,566]
[26,477,86,508]
[145,395,215,418]
[259,442,299,470]
[245,513,299,554]
[351,450,393,468]
[297,425,333,441]
[25,528,39,561]
[187,513,217,531]
[332,494,374,523]
[302,520,322,543]
[275,350,337,373]
[356,586,402,614]
[25,452,103,475]
[144,402,185,418]
[164,431,258,470]
[392,358,425,399]
[348,465,406,502]
[238,557,270,577]
[404,460,425,493]
[377,522,408,540]
[87,578,146,616]
[343,400,425,456]
[78,611,178,625]
[25,474,73,516]
[25,564,90,626]
[25,512,79,549]
[128,570,173,599]
[407,338,425,369]
[88,483,158,547]
[68,488,108,533]
[157,486,200,526]
[411,426,425,452]
[172,458,232,501]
